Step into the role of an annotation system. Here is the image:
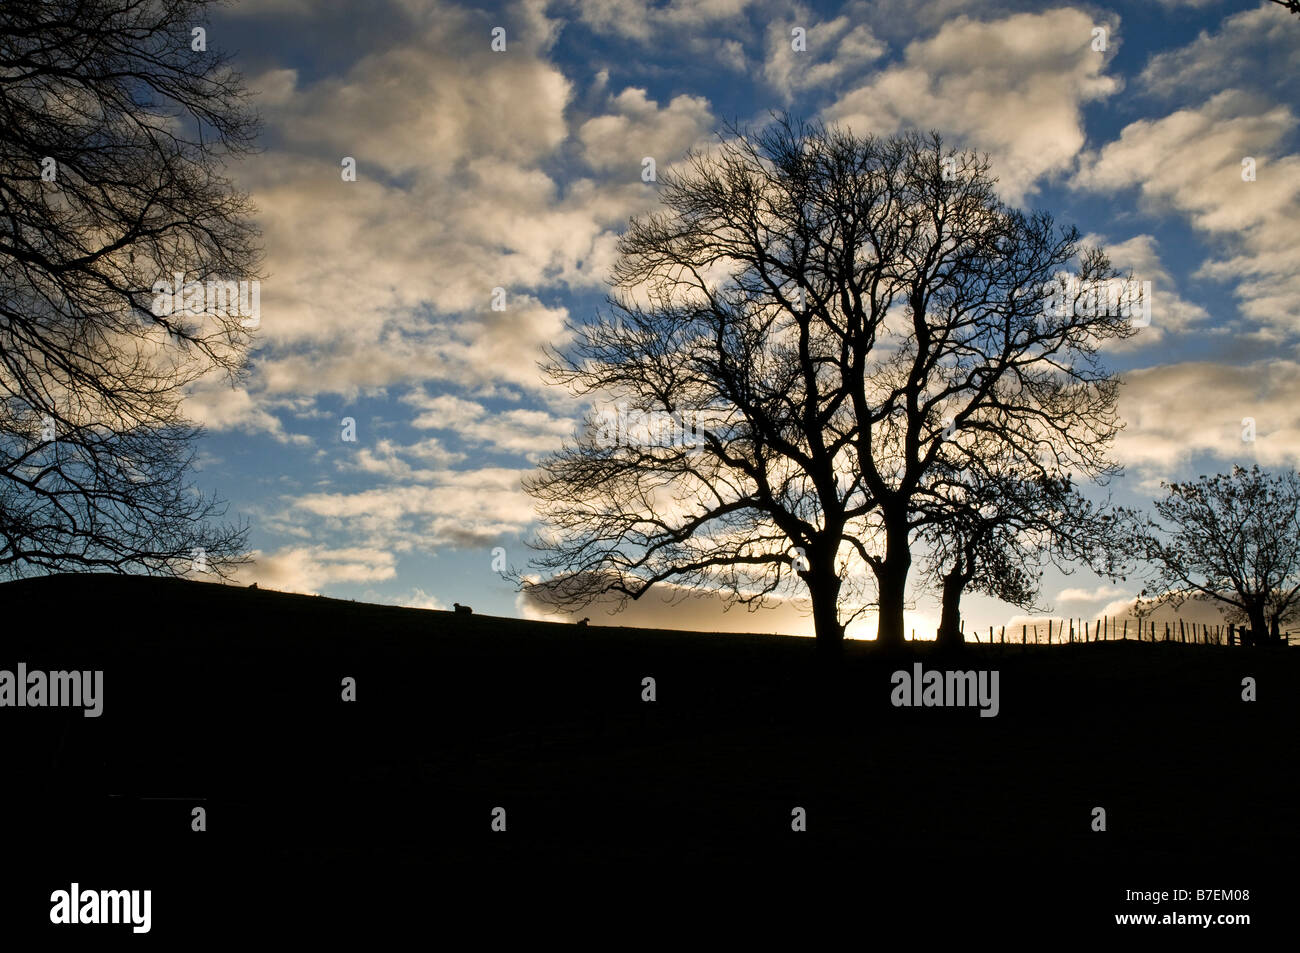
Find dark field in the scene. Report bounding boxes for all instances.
[1,574,1293,940]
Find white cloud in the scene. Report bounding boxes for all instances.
[1074,90,1300,332]
[764,8,885,101]
[823,8,1122,204]
[578,88,715,174]
[255,297,576,401]
[1006,592,1239,636]
[269,27,570,174]
[339,436,466,480]
[242,544,398,593]
[1117,359,1300,481]
[229,1,639,406]
[402,388,576,460]
[1055,584,1130,607]
[182,375,311,444]
[1141,5,1298,101]
[361,586,446,610]
[1081,232,1212,350]
[291,467,536,549]
[573,0,755,41]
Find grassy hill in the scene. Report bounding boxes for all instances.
[1,573,1293,938]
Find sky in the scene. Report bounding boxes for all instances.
[186,0,1300,639]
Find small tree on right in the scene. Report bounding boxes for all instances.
[1131,465,1300,646]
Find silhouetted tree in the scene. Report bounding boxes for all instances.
[1131,466,1300,646]
[0,0,258,577]
[524,117,1134,655]
[921,465,1130,649]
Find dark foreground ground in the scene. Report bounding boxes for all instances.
[0,574,1294,942]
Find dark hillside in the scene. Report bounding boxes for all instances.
[1,574,1292,939]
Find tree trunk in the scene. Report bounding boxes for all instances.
[935,560,966,650]
[807,566,845,662]
[875,517,910,649]
[1246,607,1268,648]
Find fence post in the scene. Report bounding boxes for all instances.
[1000,626,1005,644]
[1022,624,1027,645]
[1122,619,1127,640]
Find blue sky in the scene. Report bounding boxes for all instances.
[187,0,1300,638]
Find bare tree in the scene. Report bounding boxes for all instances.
[921,475,1045,649]
[920,468,1128,648]
[523,117,1133,655]
[0,0,259,577]
[1131,466,1300,647]
[918,423,1135,648]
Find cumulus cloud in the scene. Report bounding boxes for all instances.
[823,8,1122,204]
[228,0,648,409]
[182,376,312,445]
[1140,4,1299,100]
[1082,232,1212,350]
[291,468,537,550]
[763,5,885,101]
[256,296,576,401]
[338,436,466,480]
[242,544,398,593]
[1056,584,1129,603]
[1054,584,1131,610]
[1073,91,1300,333]
[572,0,755,42]
[1117,359,1300,482]
[578,88,715,174]
[401,388,576,460]
[360,586,446,610]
